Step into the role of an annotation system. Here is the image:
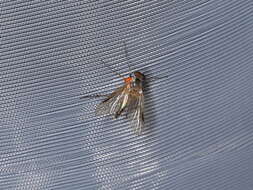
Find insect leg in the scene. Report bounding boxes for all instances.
[115,105,127,118]
[80,94,108,99]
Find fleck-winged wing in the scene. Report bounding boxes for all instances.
[96,86,128,117]
[126,87,144,135]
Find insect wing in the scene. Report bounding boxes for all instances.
[127,87,144,135]
[95,86,128,117]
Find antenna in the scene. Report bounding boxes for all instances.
[123,41,133,74]
[100,59,124,79]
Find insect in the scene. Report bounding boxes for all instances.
[80,43,164,135]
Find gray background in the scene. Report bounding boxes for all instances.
[1,0,253,189]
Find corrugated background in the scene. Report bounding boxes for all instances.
[1,0,253,189]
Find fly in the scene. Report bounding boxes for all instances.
[81,42,164,135]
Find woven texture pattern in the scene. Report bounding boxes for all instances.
[1,0,253,189]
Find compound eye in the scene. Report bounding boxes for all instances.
[134,71,145,81]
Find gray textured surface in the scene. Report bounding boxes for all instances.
[1,0,253,189]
